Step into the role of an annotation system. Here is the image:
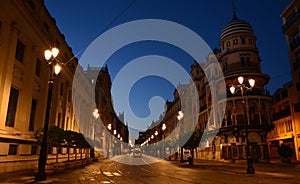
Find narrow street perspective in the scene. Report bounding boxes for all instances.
[0,0,300,183]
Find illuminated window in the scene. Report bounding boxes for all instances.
[233,39,238,45]
[226,41,230,47]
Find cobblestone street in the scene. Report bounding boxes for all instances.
[1,156,299,184]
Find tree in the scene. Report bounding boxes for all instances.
[182,128,203,165]
[64,130,78,161]
[75,133,92,159]
[35,126,65,162]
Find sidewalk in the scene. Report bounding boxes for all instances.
[176,158,300,167]
[171,158,300,176]
[0,159,105,184]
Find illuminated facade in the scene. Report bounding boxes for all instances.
[206,13,273,162]
[268,0,300,161]
[0,0,91,172]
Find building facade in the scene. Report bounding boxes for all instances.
[269,0,300,161]
[267,82,296,160]
[0,0,91,172]
[208,13,273,162]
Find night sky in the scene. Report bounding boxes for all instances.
[45,0,292,134]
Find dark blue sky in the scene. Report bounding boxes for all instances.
[45,0,292,130]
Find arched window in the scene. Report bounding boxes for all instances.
[246,57,251,66]
[227,110,232,126]
[233,39,238,45]
[249,39,252,45]
[261,103,269,125]
[241,37,246,44]
[225,103,233,127]
[236,102,245,126]
[249,101,258,125]
[226,41,230,47]
[241,57,245,67]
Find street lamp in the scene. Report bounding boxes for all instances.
[177,111,184,162]
[230,76,255,174]
[162,123,166,158]
[113,129,117,156]
[154,131,159,156]
[92,109,99,161]
[35,47,61,181]
[117,133,121,155]
[177,111,184,121]
[107,123,112,158]
[93,109,100,141]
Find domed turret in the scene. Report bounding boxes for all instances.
[220,17,254,40]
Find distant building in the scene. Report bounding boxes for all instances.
[139,9,273,163]
[86,65,129,156]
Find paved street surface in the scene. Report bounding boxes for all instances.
[0,154,300,184]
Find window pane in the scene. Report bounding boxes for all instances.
[15,39,25,62]
[60,82,63,95]
[241,38,246,44]
[241,57,245,67]
[31,146,37,155]
[0,21,2,38]
[35,59,41,77]
[5,87,19,127]
[233,39,238,45]
[29,99,37,131]
[8,144,18,155]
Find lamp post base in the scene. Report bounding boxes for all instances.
[246,167,255,174]
[246,155,255,174]
[35,171,46,181]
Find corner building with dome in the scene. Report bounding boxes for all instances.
[191,12,273,162]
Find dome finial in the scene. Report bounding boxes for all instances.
[232,0,237,19]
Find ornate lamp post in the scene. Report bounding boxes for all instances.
[35,47,61,181]
[230,76,255,174]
